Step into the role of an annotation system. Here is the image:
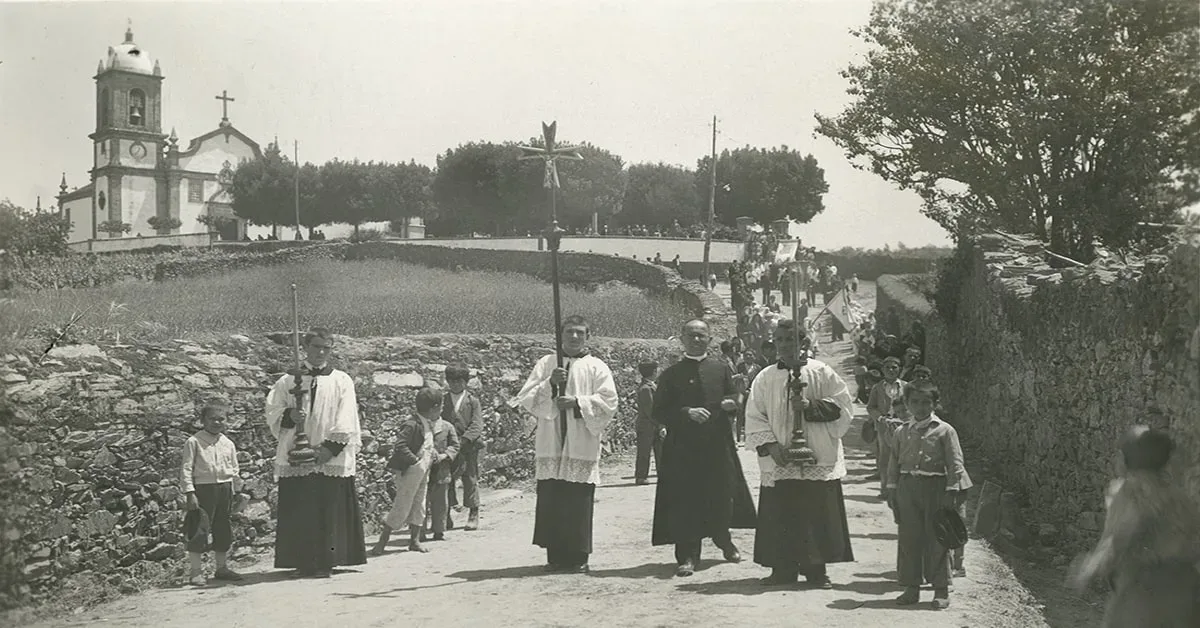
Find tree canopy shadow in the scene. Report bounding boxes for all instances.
[586,562,674,580]
[446,564,555,582]
[674,577,793,596]
[828,598,928,611]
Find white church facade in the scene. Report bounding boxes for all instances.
[57,25,262,250]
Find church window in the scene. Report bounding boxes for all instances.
[188,179,203,203]
[129,89,146,126]
[100,89,110,126]
[98,192,106,210]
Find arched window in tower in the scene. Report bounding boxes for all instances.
[100,89,110,127]
[129,89,146,127]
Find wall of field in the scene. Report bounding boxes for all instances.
[876,234,1200,555]
[0,332,677,607]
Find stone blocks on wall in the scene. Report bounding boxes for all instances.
[876,234,1199,555]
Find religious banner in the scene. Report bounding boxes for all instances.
[826,286,863,332]
[773,239,799,263]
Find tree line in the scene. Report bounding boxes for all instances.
[230,140,831,238]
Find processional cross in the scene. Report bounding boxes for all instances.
[518,122,584,437]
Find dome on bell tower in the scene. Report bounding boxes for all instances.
[102,22,158,75]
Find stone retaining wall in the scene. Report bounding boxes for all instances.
[0,333,677,607]
[876,234,1200,555]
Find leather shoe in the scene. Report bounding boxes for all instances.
[721,546,742,563]
[675,560,695,577]
[807,575,833,589]
[566,563,589,574]
[760,570,798,586]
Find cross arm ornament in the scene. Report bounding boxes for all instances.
[517,121,584,189]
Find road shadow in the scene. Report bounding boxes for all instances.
[851,532,898,541]
[446,564,557,582]
[854,570,898,579]
[828,598,928,611]
[674,577,780,596]
[171,567,359,590]
[331,580,462,599]
[845,493,885,504]
[587,562,674,581]
[599,481,649,489]
[836,579,902,596]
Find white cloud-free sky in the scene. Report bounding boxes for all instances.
[0,0,953,249]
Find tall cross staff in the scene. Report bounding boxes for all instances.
[518,121,584,436]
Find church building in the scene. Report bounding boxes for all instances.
[57,24,263,246]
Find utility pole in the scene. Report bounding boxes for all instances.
[701,115,717,287]
[294,140,301,240]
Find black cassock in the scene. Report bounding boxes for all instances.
[651,356,757,546]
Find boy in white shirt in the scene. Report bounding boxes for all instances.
[181,399,243,586]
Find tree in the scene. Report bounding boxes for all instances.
[620,163,702,228]
[430,142,515,235]
[230,151,294,229]
[319,159,374,236]
[147,215,182,234]
[553,143,627,231]
[369,160,434,226]
[0,199,71,256]
[695,146,829,227]
[815,0,1200,261]
[97,220,132,237]
[431,139,628,236]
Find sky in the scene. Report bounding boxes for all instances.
[0,0,954,249]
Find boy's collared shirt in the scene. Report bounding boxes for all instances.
[181,430,239,493]
[885,414,972,492]
[636,379,657,426]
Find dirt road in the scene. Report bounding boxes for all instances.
[26,281,1079,628]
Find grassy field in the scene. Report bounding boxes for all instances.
[0,259,691,347]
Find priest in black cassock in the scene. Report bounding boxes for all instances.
[651,319,757,577]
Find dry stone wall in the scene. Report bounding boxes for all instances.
[0,332,676,606]
[877,234,1199,556]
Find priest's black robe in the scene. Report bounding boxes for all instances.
[651,356,757,546]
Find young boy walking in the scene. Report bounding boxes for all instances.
[633,361,662,485]
[866,356,906,486]
[422,409,460,541]
[885,380,971,610]
[372,388,441,556]
[181,399,243,586]
[1069,426,1200,627]
[444,365,485,531]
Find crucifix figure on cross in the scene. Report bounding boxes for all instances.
[215,90,235,126]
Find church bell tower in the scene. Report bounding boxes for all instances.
[89,22,166,236]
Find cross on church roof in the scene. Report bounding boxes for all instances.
[215,90,235,127]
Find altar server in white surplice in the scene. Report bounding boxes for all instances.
[511,314,618,574]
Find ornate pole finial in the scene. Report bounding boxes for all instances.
[124,19,134,43]
[59,173,68,194]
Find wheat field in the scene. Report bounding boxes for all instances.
[0,259,691,346]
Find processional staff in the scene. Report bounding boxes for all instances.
[787,251,817,466]
[518,122,584,438]
[287,283,317,465]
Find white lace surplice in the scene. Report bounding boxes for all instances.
[512,354,619,484]
[743,361,854,486]
[264,368,362,479]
